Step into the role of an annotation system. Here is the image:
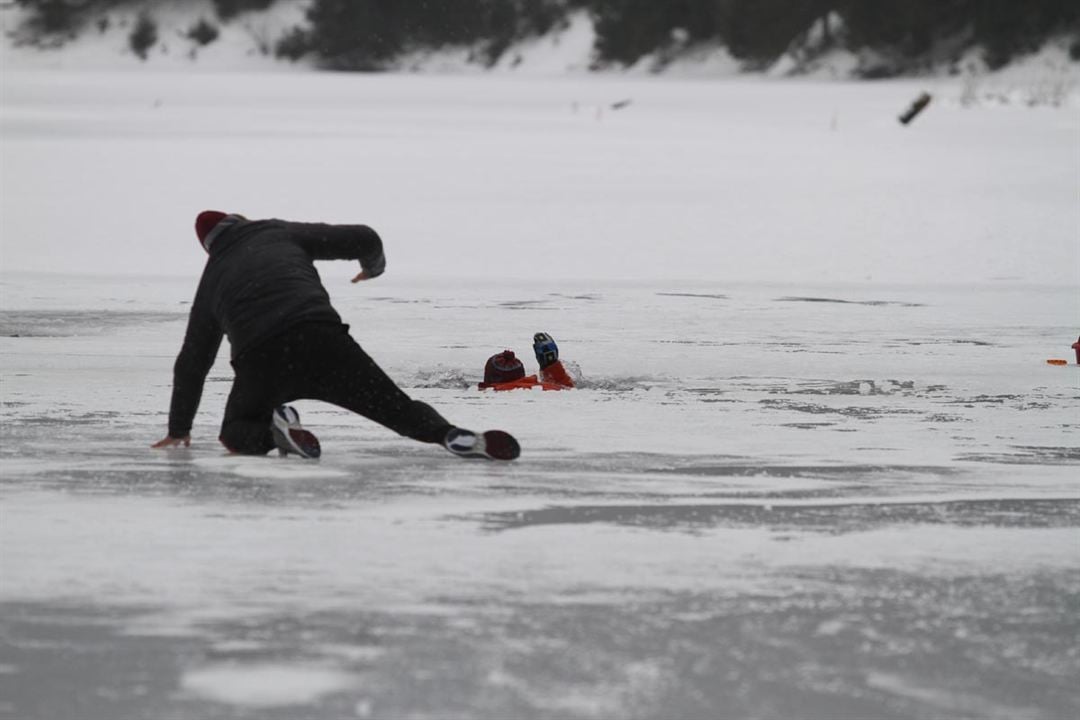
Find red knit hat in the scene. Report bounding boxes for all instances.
[195,210,228,246]
[480,350,525,388]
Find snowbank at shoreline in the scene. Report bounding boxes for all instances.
[3,0,1078,95]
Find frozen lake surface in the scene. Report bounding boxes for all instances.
[1,275,1078,719]
[1,69,1079,718]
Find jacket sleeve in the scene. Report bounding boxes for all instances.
[167,282,224,438]
[539,360,576,389]
[286,222,386,278]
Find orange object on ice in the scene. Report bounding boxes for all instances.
[538,359,575,388]
[482,374,571,392]
[477,337,576,391]
[1047,359,1068,366]
[478,357,575,391]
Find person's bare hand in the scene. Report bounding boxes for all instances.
[152,435,190,449]
[351,270,371,283]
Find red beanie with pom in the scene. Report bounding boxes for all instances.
[195,210,228,248]
[480,350,526,388]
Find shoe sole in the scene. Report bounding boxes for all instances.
[272,427,321,458]
[480,430,520,461]
[445,429,520,461]
[271,410,321,459]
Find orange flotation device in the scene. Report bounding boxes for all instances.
[477,350,574,391]
[481,374,569,392]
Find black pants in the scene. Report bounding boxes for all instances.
[220,323,451,455]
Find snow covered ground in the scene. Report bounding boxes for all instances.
[1,68,1079,719]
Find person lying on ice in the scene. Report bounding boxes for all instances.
[478,333,576,391]
[152,211,519,461]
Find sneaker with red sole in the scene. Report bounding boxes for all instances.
[271,405,321,459]
[444,428,520,461]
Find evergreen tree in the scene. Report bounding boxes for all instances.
[10,0,1080,71]
[305,0,404,69]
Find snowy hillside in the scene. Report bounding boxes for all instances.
[0,0,314,72]
[3,0,1079,92]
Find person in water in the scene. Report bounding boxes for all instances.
[478,333,576,391]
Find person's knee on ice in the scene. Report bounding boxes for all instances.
[218,417,276,456]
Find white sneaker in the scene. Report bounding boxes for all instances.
[271,405,321,459]
[443,428,520,461]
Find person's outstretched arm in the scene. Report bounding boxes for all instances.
[153,283,223,447]
[534,332,575,389]
[285,222,386,280]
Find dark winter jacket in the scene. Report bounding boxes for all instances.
[167,218,385,437]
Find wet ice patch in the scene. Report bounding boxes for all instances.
[192,455,351,480]
[957,445,1080,465]
[574,374,659,391]
[363,296,434,305]
[864,671,1042,719]
[901,338,995,346]
[775,296,926,307]
[760,398,924,419]
[0,310,182,337]
[480,497,1080,534]
[547,292,602,301]
[655,292,729,300]
[798,379,922,396]
[180,662,356,707]
[497,299,550,310]
[769,525,1080,572]
[734,378,950,398]
[411,366,474,389]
